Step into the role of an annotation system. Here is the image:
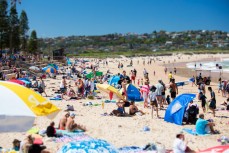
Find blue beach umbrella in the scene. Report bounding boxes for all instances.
[42,66,57,73]
[48,63,59,70]
[58,139,118,153]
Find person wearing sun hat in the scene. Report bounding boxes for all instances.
[66,113,86,132]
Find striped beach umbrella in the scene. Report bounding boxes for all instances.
[42,66,57,73]
[0,81,60,132]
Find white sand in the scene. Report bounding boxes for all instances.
[0,54,229,152]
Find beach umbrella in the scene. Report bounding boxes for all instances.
[198,145,229,153]
[42,66,57,73]
[18,78,31,83]
[96,84,123,100]
[29,66,40,71]
[0,81,60,132]
[58,139,118,153]
[48,63,58,70]
[19,80,32,86]
[7,79,25,86]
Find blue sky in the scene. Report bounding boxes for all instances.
[15,0,229,37]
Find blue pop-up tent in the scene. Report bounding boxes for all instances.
[164,93,196,125]
[108,76,120,86]
[126,84,143,102]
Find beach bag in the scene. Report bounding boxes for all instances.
[226,83,229,92]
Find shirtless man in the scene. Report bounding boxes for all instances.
[170,79,178,100]
[59,112,70,130]
[121,79,127,100]
[66,113,86,132]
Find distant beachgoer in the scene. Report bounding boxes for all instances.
[174,67,177,74]
[60,76,67,99]
[149,85,158,118]
[208,87,216,117]
[168,72,173,82]
[141,82,150,108]
[153,71,155,76]
[199,92,207,113]
[155,80,164,109]
[218,78,222,94]
[39,77,47,97]
[164,67,167,74]
[138,79,140,86]
[131,70,136,84]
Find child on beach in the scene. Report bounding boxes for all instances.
[166,95,171,105]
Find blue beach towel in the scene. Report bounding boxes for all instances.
[182,128,210,136]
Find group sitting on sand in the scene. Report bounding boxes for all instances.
[58,112,86,132]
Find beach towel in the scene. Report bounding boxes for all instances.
[182,128,210,136]
[49,97,62,100]
[27,127,39,134]
[56,129,84,136]
[105,99,116,103]
[54,135,91,143]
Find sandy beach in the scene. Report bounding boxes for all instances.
[0,54,229,152]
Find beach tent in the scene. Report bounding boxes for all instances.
[164,93,196,125]
[48,63,58,70]
[0,81,60,132]
[109,76,120,86]
[126,84,143,101]
[58,139,118,153]
[86,71,103,79]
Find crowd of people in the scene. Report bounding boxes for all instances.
[1,55,228,153]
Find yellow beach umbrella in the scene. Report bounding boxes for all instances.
[96,84,123,100]
[0,81,60,132]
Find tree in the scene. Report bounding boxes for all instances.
[9,5,20,53]
[19,10,29,52]
[0,0,9,56]
[28,30,38,54]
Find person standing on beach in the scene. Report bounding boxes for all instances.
[141,81,150,108]
[164,67,167,74]
[169,79,178,100]
[208,87,216,117]
[174,67,177,75]
[155,80,164,110]
[168,71,173,82]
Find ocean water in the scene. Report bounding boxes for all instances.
[186,58,229,73]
